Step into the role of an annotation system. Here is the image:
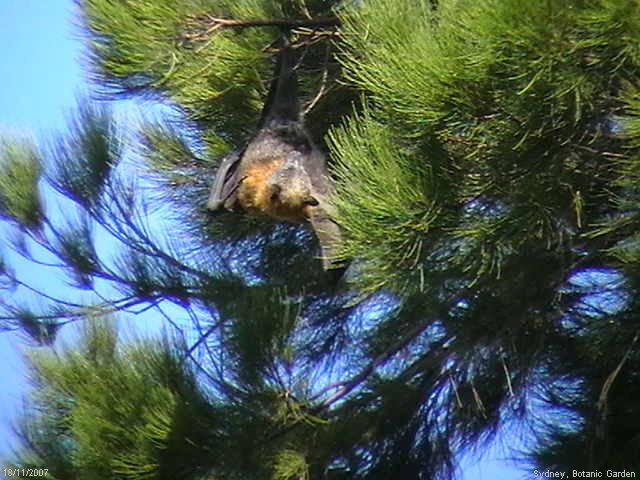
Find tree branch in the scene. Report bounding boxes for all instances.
[182,15,341,43]
[201,15,339,30]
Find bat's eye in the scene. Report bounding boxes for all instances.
[304,197,319,206]
[270,185,281,202]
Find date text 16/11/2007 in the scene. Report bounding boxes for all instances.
[534,470,636,479]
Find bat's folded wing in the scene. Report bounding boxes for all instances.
[207,150,242,212]
[308,202,343,271]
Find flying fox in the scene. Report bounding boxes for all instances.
[207,36,342,270]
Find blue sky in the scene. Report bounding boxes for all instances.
[0,0,85,457]
[0,2,526,478]
[0,2,83,131]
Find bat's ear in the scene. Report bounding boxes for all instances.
[269,184,282,201]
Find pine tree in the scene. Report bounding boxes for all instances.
[2,0,640,478]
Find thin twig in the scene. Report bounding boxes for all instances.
[450,373,463,408]
[501,355,514,397]
[471,378,488,419]
[304,44,331,116]
[596,328,640,437]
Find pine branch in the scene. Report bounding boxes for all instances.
[182,15,340,42]
[314,320,441,411]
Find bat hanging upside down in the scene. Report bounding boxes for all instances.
[207,35,343,270]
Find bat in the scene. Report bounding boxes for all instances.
[207,35,342,270]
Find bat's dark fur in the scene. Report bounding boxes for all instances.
[207,35,342,270]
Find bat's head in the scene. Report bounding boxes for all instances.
[237,158,318,223]
[267,161,319,222]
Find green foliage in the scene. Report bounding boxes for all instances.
[0,138,43,229]
[15,320,222,480]
[329,110,439,290]
[4,0,640,478]
[53,214,99,288]
[82,0,345,145]
[47,100,121,208]
[227,287,301,385]
[272,449,309,480]
[332,0,640,292]
[529,288,640,472]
